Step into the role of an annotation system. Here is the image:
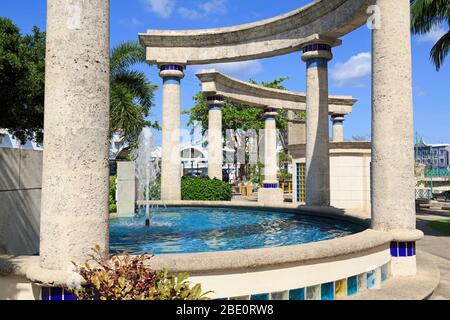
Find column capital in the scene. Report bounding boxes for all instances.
[301,43,333,63]
[331,114,345,123]
[264,108,278,120]
[159,64,185,79]
[207,95,225,109]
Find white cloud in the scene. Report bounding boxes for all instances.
[196,60,263,77]
[178,0,228,20]
[200,0,228,15]
[331,52,371,87]
[178,7,203,20]
[415,25,447,43]
[119,17,143,27]
[142,0,176,19]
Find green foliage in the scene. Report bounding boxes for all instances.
[109,176,117,213]
[249,161,264,187]
[0,18,45,143]
[428,219,450,234]
[110,41,159,146]
[148,176,161,201]
[181,177,232,201]
[411,0,450,71]
[69,246,210,300]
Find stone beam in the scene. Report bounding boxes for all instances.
[139,0,374,65]
[196,69,357,115]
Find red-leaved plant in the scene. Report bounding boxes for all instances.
[68,246,210,300]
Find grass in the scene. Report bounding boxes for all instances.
[428,219,450,234]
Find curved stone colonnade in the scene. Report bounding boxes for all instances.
[21,0,422,296]
[195,69,357,205]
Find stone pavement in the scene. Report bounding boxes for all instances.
[416,208,450,300]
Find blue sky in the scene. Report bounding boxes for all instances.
[1,0,449,145]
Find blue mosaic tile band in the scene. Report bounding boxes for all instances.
[321,282,334,300]
[209,105,222,111]
[303,43,332,53]
[306,58,328,69]
[160,64,184,72]
[289,288,305,301]
[42,287,77,301]
[250,293,270,301]
[263,183,278,189]
[265,115,277,120]
[390,242,416,257]
[163,77,181,85]
[207,96,224,101]
[224,263,391,301]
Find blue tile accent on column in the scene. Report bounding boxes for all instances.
[306,59,328,69]
[263,183,278,189]
[303,44,332,53]
[390,242,398,257]
[367,271,376,289]
[50,287,63,301]
[41,287,50,301]
[347,276,358,296]
[160,65,184,71]
[265,115,277,120]
[407,242,414,257]
[289,288,305,301]
[251,293,269,301]
[163,77,181,85]
[209,105,221,111]
[321,282,334,300]
[398,242,407,257]
[64,290,77,301]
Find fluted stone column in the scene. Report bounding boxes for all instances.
[371,0,421,276]
[331,114,345,143]
[160,65,184,201]
[39,0,110,271]
[302,43,332,207]
[258,109,283,204]
[207,96,224,180]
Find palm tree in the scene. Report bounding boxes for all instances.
[411,0,450,71]
[110,41,159,145]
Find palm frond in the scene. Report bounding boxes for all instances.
[430,30,450,70]
[411,0,449,34]
[110,41,146,76]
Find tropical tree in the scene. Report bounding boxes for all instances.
[110,41,159,145]
[411,0,450,71]
[0,18,45,143]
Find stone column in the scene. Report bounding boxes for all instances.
[207,96,224,180]
[116,161,136,217]
[302,43,332,207]
[371,0,421,276]
[39,0,110,271]
[258,109,284,205]
[331,114,345,143]
[159,65,184,201]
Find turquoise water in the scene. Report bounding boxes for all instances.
[109,207,365,255]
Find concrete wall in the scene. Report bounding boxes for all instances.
[0,148,42,255]
[290,142,371,214]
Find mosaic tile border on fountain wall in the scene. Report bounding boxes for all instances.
[40,263,391,301]
[222,263,391,301]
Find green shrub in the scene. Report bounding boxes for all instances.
[148,176,161,200]
[109,176,117,213]
[181,177,232,201]
[69,246,211,300]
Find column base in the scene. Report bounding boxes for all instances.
[390,241,418,276]
[258,188,284,205]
